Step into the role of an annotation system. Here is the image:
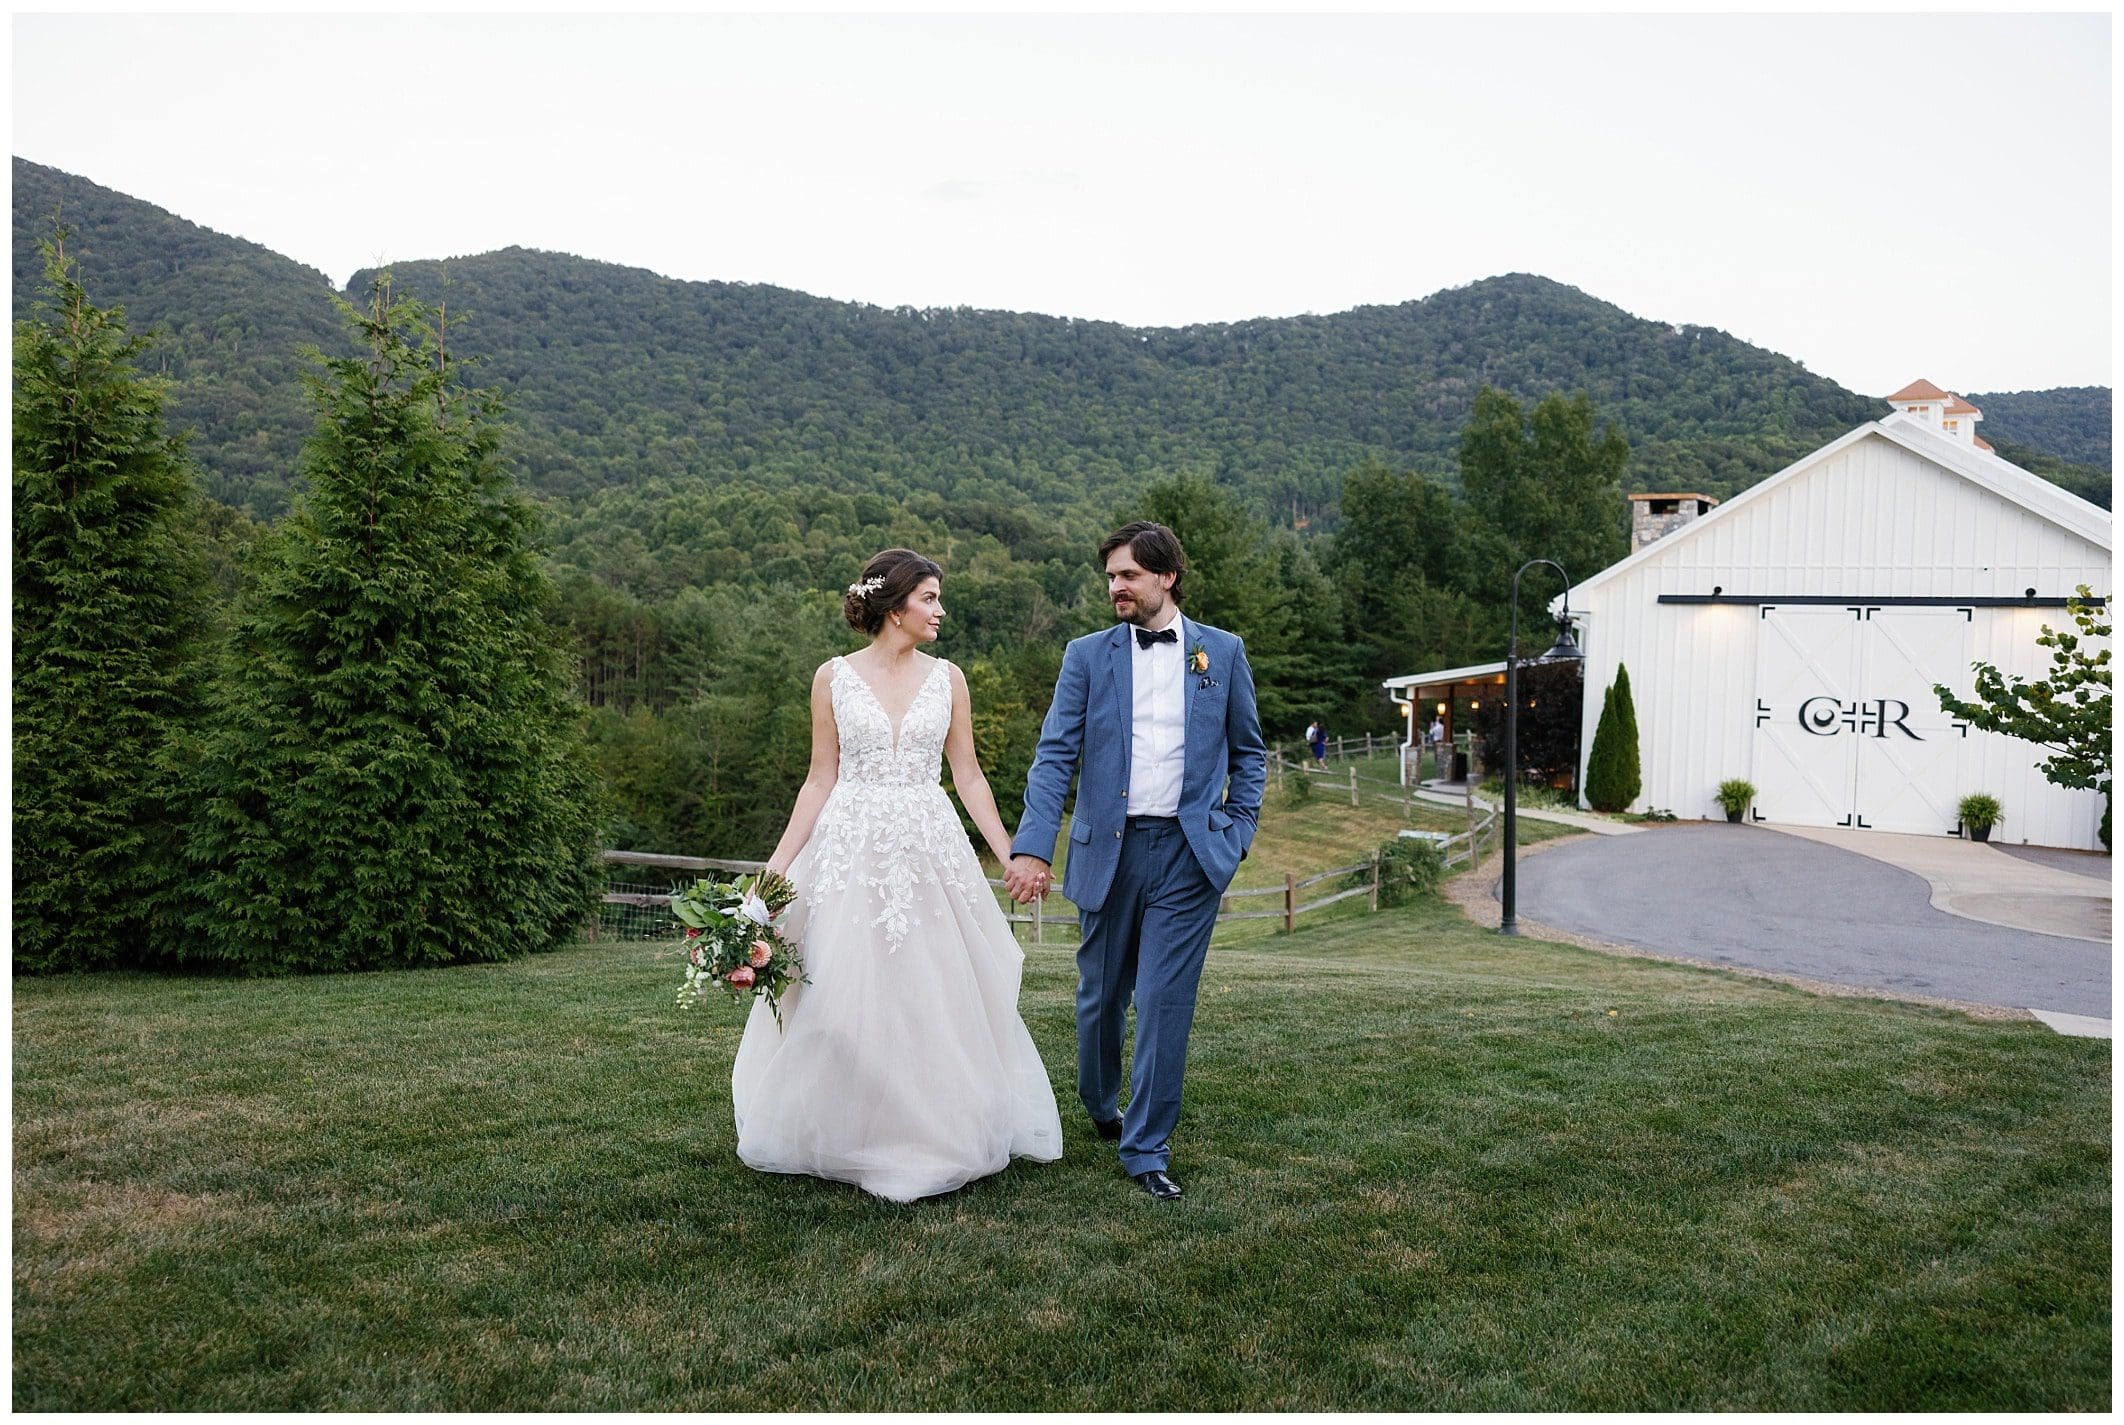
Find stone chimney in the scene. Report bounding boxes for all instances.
[1886,378,1992,451]
[1627,492,1718,551]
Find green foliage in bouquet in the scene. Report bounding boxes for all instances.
[183,279,601,972]
[13,232,211,973]
[673,871,805,1023]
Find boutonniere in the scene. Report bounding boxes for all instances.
[1189,637,1217,688]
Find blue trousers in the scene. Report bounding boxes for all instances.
[1075,816,1222,1176]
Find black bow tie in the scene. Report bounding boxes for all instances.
[1135,626,1178,650]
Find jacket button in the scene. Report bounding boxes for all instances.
[1115,831,1122,839]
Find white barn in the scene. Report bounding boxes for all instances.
[1556,383,2111,850]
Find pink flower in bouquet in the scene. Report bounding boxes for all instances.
[748,940,772,968]
[727,965,757,989]
[684,927,701,940]
[689,946,705,967]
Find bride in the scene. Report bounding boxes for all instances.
[730,548,1063,1201]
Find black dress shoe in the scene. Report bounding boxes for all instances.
[1093,1117,1123,1141]
[1133,1169,1182,1201]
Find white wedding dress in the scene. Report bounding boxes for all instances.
[730,654,1062,1201]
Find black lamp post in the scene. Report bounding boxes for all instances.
[1500,559,1582,936]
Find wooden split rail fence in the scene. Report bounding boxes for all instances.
[595,789,1500,944]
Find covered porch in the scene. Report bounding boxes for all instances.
[1381,660,1507,786]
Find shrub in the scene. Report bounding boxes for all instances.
[1584,663,1642,812]
[1714,780,1756,817]
[1473,659,1584,791]
[1352,836,1448,907]
[1957,794,2004,832]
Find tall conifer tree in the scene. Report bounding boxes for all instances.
[1583,662,1643,812]
[13,234,209,972]
[187,280,600,972]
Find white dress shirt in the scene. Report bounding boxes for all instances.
[1128,612,1188,817]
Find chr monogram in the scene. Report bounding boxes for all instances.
[1797,696,1922,740]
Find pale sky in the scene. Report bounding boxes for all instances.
[11,10,2112,396]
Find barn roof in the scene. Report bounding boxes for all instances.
[1560,416,2112,607]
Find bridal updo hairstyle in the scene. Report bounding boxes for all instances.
[843,548,945,635]
[1098,521,1188,605]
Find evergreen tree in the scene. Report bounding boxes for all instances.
[13,233,209,973]
[1612,661,1642,791]
[1324,459,1494,726]
[1459,385,1631,591]
[1136,471,1332,735]
[1584,663,1643,812]
[186,279,601,972]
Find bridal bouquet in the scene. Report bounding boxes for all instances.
[671,871,805,1024]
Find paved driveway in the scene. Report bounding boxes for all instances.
[1511,823,2111,1019]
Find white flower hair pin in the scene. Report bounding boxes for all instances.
[847,575,886,597]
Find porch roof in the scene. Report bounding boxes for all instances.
[1380,660,1508,693]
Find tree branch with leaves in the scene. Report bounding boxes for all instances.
[1935,587,2112,846]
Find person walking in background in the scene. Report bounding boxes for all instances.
[1308,717,1328,766]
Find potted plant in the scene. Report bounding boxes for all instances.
[1714,779,1755,823]
[1958,793,2004,843]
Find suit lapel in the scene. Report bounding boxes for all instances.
[1107,623,1133,767]
[1180,614,1197,733]
[1180,616,1207,794]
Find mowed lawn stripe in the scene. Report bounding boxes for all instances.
[13,901,2109,1410]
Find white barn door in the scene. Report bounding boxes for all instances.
[1752,605,1971,833]
[1852,608,1970,834]
[1753,608,1860,826]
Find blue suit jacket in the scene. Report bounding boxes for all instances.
[1011,617,1267,913]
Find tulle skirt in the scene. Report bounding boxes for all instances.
[729,793,1063,1202]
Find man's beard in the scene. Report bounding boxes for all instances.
[1114,591,1166,627]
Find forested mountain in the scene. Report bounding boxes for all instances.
[22,156,2105,537]
[338,246,1889,524]
[1965,386,2111,471]
[15,155,2111,858]
[11,159,351,514]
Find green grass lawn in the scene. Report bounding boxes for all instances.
[14,903,2109,1409]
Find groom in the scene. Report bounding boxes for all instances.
[1006,522,1266,1201]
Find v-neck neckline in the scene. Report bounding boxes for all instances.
[840,655,939,757]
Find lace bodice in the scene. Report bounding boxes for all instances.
[827,655,951,786]
[799,655,974,953]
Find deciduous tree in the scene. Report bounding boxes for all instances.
[1936,588,2112,847]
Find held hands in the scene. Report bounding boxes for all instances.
[1003,854,1052,905]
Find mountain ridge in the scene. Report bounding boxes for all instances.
[15,156,2109,526]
